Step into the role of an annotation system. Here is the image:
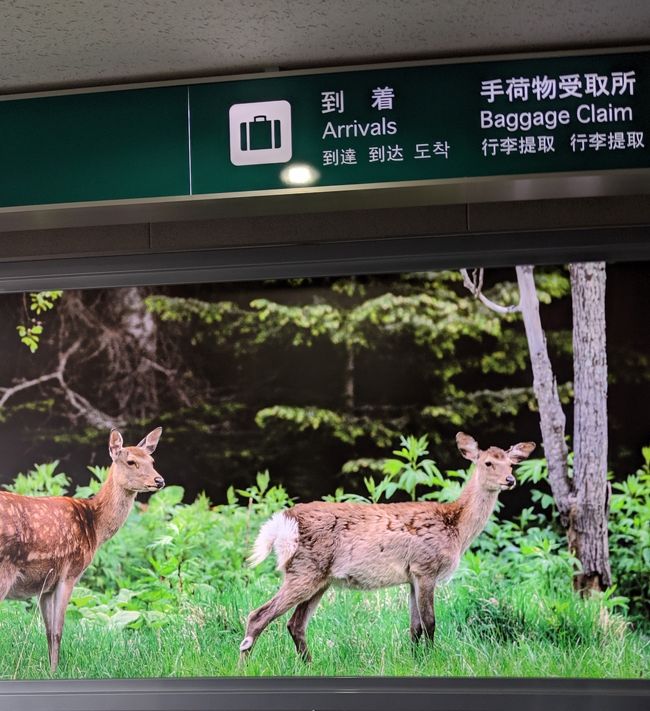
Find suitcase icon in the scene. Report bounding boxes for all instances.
[240,115,282,151]
[229,100,292,166]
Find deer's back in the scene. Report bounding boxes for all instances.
[0,491,97,598]
[285,501,463,589]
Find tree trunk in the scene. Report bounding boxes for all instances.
[113,287,159,417]
[463,264,612,594]
[569,262,611,592]
[59,287,162,421]
[515,266,573,524]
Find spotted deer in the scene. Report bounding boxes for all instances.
[240,432,535,661]
[0,427,164,672]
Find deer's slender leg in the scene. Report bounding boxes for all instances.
[409,581,424,643]
[286,585,329,662]
[40,577,77,673]
[240,578,326,656]
[412,576,436,643]
[38,590,57,668]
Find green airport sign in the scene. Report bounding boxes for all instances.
[0,49,648,209]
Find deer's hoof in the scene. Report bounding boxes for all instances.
[239,636,254,652]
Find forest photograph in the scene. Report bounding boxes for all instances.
[0,259,647,680]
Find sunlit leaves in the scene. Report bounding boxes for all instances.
[2,460,70,496]
[340,434,464,503]
[143,269,573,463]
[16,290,63,352]
[255,405,399,447]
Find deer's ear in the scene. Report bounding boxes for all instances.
[109,429,123,461]
[137,426,163,455]
[507,442,536,464]
[456,432,479,462]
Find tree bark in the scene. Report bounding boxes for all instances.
[569,262,611,591]
[462,264,612,593]
[515,266,573,524]
[116,287,159,415]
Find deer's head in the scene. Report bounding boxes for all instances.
[108,428,165,493]
[456,432,535,492]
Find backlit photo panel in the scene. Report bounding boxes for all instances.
[0,261,647,679]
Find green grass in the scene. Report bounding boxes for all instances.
[1,576,648,680]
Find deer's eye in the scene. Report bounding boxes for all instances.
[127,460,137,467]
[485,461,493,468]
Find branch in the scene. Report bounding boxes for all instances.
[0,339,121,429]
[55,377,122,430]
[142,357,176,379]
[141,357,193,407]
[0,339,81,408]
[0,371,60,408]
[460,268,521,315]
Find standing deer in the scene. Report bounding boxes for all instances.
[0,427,164,672]
[240,432,535,661]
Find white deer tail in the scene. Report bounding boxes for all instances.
[248,511,299,570]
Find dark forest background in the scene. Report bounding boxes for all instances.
[0,261,647,513]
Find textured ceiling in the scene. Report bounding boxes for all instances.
[1,0,649,93]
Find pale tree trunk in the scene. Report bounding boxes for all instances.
[515,266,573,524]
[119,287,157,357]
[462,264,612,593]
[569,262,611,591]
[117,287,159,415]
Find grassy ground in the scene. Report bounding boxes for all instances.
[0,576,648,680]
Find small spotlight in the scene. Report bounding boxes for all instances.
[280,163,319,186]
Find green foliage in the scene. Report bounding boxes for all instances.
[2,439,647,659]
[2,573,648,679]
[0,443,648,679]
[68,469,295,630]
[144,295,246,347]
[534,270,572,301]
[74,466,110,498]
[250,300,346,346]
[368,435,443,501]
[145,271,573,455]
[233,469,295,516]
[609,447,650,620]
[321,487,370,503]
[29,291,63,315]
[16,323,44,353]
[3,461,70,496]
[500,448,649,625]
[16,290,63,352]
[516,451,574,484]
[255,406,400,447]
[342,434,466,503]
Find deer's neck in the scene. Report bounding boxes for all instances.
[90,468,137,547]
[453,473,499,552]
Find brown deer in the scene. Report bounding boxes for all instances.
[240,432,535,661]
[0,427,164,672]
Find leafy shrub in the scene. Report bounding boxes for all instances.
[3,461,71,496]
[609,447,650,622]
[342,434,465,503]
[2,439,647,637]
